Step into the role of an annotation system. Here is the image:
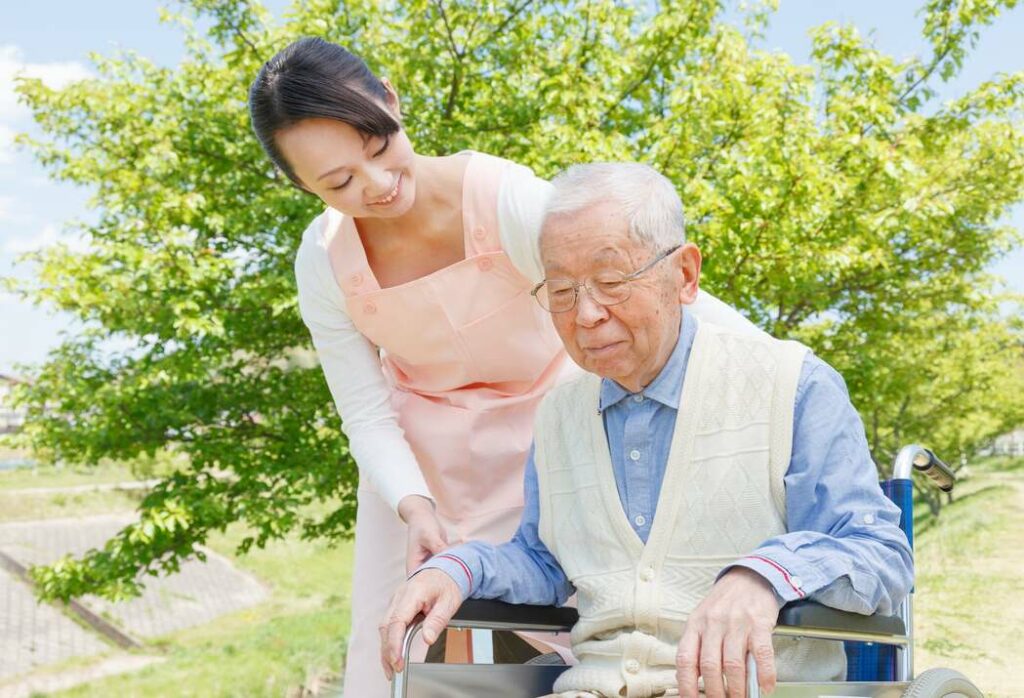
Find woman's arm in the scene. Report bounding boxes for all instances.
[294,214,433,512]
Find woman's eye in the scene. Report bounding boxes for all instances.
[373,136,390,158]
[330,177,353,191]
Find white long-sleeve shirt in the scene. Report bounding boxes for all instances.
[294,160,763,512]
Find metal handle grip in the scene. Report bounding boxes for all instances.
[893,444,955,492]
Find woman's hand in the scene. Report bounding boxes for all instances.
[398,495,449,575]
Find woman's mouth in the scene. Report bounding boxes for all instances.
[368,175,402,207]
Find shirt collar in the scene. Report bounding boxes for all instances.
[598,310,697,413]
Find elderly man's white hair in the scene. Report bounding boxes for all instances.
[542,162,686,251]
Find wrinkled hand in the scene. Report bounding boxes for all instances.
[379,568,463,680]
[676,567,781,698]
[398,495,450,575]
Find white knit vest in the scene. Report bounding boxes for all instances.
[535,320,846,697]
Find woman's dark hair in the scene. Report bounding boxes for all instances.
[248,37,402,186]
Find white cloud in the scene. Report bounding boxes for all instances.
[0,44,92,164]
[4,222,90,255]
[0,123,14,164]
[0,45,93,120]
[0,194,35,226]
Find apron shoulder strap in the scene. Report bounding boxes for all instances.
[462,152,509,255]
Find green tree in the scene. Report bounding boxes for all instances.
[6,0,1023,601]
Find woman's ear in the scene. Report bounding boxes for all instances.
[380,77,402,119]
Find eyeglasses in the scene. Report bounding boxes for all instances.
[530,244,681,313]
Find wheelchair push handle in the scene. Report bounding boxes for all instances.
[893,444,955,492]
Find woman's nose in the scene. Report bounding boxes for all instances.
[364,165,394,199]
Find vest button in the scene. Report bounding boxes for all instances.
[363,302,377,315]
[640,566,655,582]
[625,659,640,674]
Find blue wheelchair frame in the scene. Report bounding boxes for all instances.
[392,444,961,698]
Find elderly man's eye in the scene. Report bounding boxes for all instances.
[595,279,626,292]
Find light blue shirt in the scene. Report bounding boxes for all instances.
[422,312,914,615]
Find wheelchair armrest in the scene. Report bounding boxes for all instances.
[449,599,578,633]
[778,600,906,637]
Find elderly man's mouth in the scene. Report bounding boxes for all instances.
[582,341,626,357]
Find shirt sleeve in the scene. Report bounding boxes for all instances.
[416,445,575,606]
[496,162,551,283]
[293,215,433,512]
[723,356,914,615]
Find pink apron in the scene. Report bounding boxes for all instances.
[330,152,570,697]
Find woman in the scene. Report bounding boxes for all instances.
[249,37,758,697]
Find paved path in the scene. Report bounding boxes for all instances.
[0,567,107,681]
[0,514,269,686]
[0,655,164,698]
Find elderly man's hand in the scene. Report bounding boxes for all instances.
[676,567,780,698]
[379,569,463,681]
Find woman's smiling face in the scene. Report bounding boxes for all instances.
[275,115,418,219]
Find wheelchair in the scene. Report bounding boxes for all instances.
[391,444,985,697]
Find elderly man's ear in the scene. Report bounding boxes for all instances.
[676,243,702,305]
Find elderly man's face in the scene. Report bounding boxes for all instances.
[540,201,701,392]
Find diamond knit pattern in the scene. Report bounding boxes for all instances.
[697,333,777,432]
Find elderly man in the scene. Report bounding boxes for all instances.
[381,163,913,698]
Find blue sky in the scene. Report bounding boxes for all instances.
[1,0,1022,375]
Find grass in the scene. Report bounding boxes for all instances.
[0,460,149,491]
[911,456,1024,697]
[0,455,355,697]
[0,489,146,522]
[4,454,1022,696]
[47,525,355,698]
[0,450,184,491]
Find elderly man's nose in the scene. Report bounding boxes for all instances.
[574,289,608,326]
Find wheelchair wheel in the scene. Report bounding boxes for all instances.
[902,668,984,697]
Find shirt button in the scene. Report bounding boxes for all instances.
[473,226,487,240]
[625,659,640,674]
[349,273,363,286]
[863,514,876,525]
[477,257,494,271]
[640,566,655,582]
[629,449,641,461]
[634,515,646,527]
[632,394,644,403]
[363,302,377,315]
